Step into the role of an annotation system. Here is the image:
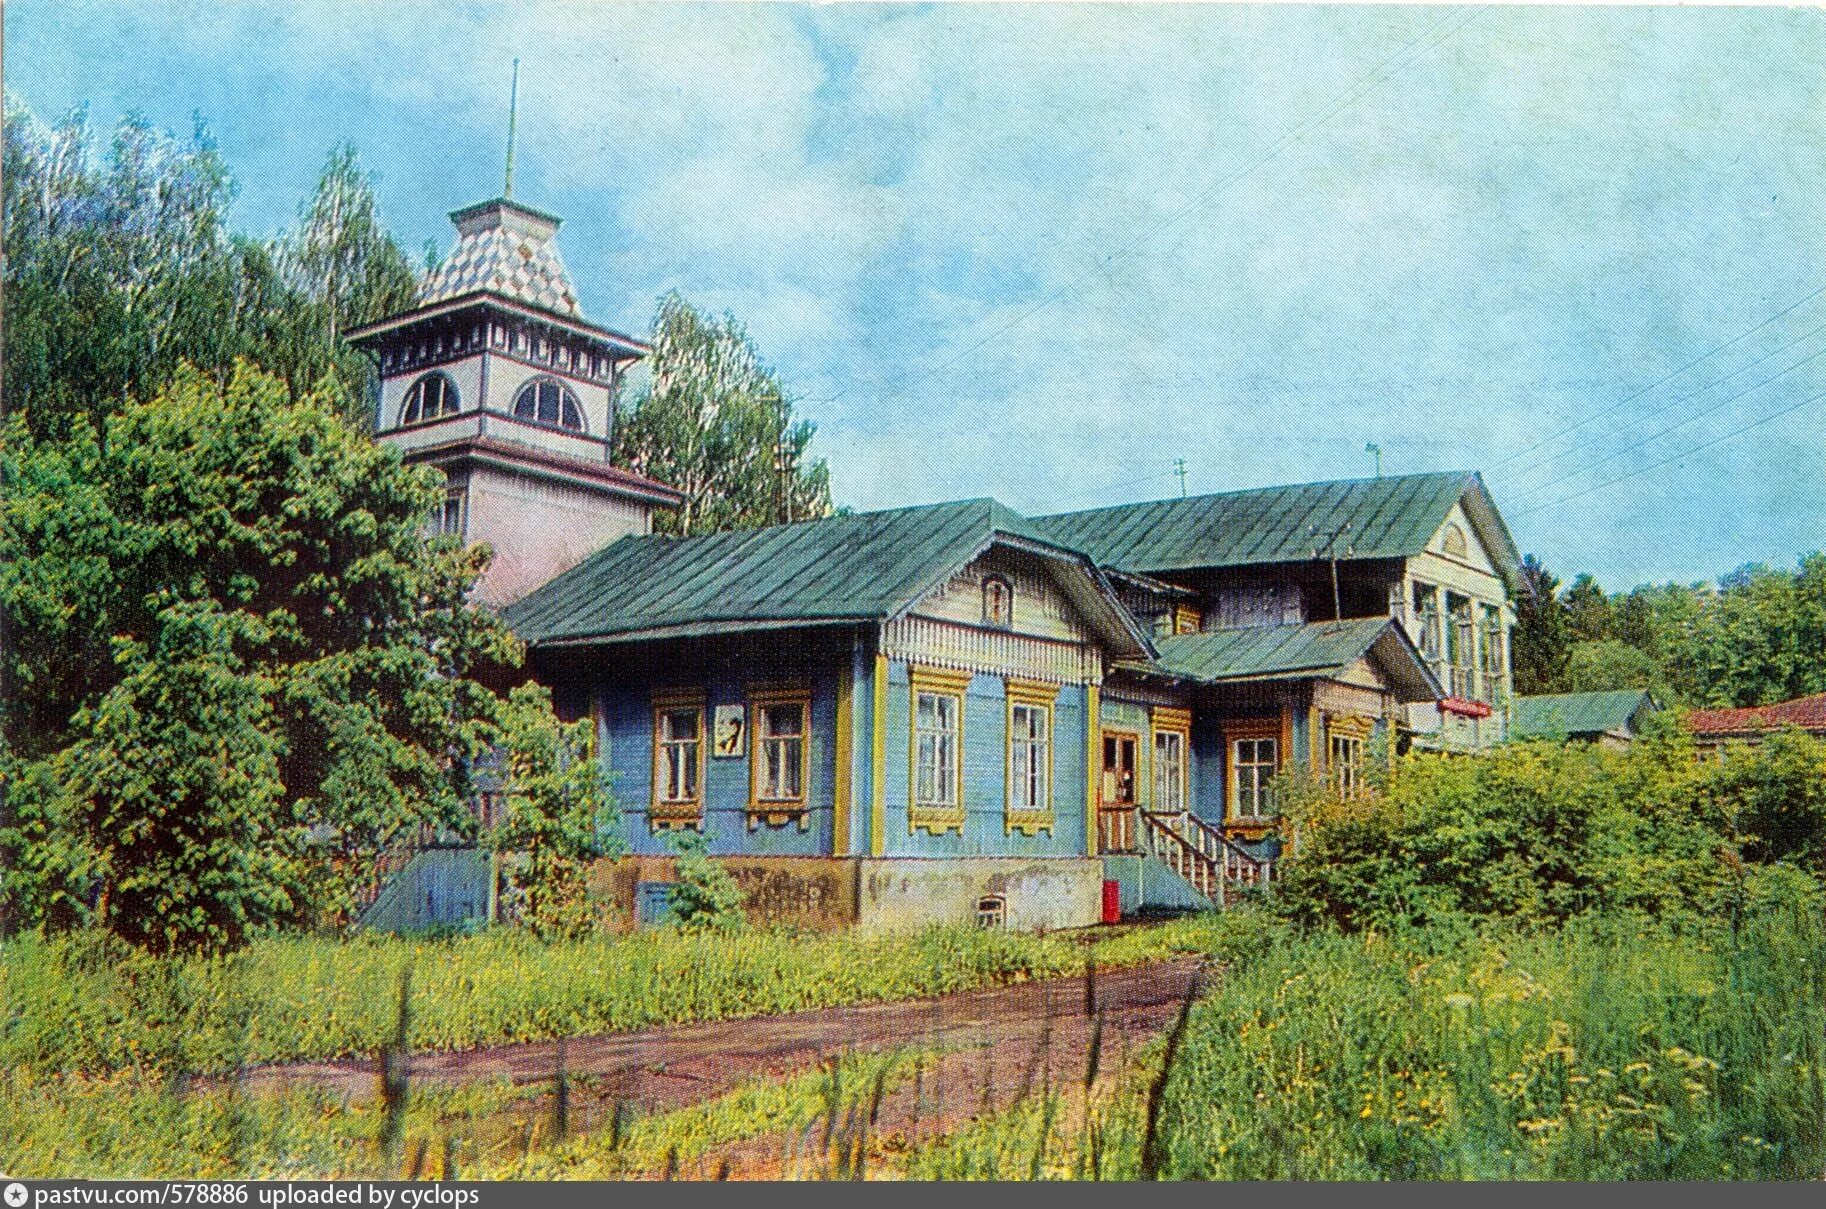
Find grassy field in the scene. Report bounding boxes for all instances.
[902,893,1826,1180]
[7,897,1821,1180]
[0,916,1220,1077]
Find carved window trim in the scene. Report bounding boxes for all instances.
[1005,680,1059,835]
[909,666,969,834]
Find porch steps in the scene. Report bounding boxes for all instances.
[1102,808,1273,915]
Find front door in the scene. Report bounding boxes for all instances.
[1097,731,1140,852]
[1102,732,1137,808]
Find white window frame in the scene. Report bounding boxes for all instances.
[1231,736,1279,820]
[914,690,961,811]
[1153,728,1188,814]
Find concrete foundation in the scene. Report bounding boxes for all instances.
[855,857,1102,933]
[592,855,859,931]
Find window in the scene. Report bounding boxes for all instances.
[436,490,466,538]
[1448,592,1476,698]
[1480,604,1506,695]
[652,701,704,824]
[399,372,459,426]
[908,666,972,835]
[1441,523,1469,560]
[1009,702,1050,813]
[1329,731,1365,797]
[976,895,1006,930]
[512,377,585,431]
[915,691,960,811]
[1153,728,1188,814]
[1232,736,1278,820]
[982,575,1013,628]
[753,698,808,807]
[1414,582,1443,662]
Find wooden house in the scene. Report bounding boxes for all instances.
[346,191,1518,931]
[1038,473,1523,757]
[1684,693,1826,754]
[1511,689,1659,748]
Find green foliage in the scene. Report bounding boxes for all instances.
[486,684,622,939]
[1143,894,1825,1179]
[0,921,1208,1077]
[662,828,747,932]
[1509,552,1826,709]
[1707,728,1826,876]
[1275,734,1743,932]
[1561,639,1662,695]
[0,363,520,947]
[1511,554,1568,696]
[3,101,415,439]
[615,291,831,536]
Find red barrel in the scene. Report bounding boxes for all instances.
[1101,879,1121,924]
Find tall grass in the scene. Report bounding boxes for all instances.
[1,919,1217,1077]
[901,875,1825,1180]
[1146,884,1825,1178]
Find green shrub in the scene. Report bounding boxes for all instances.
[662,829,746,932]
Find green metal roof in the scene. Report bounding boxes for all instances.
[503,496,1152,657]
[1140,618,1440,701]
[1037,471,1520,586]
[1511,689,1657,740]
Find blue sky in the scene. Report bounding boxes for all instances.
[11,2,1825,589]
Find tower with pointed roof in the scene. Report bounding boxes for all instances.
[347,196,682,606]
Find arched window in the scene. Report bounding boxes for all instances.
[1441,523,1469,560]
[398,372,459,426]
[513,377,585,432]
[982,575,1013,628]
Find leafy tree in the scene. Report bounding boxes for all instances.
[1511,554,1569,695]
[1561,639,1662,695]
[486,683,621,939]
[616,291,831,536]
[1561,574,1612,645]
[0,363,521,946]
[663,829,746,932]
[3,101,417,438]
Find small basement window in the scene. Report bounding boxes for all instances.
[976,894,1007,930]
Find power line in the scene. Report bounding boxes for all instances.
[1504,332,1826,500]
[1506,336,1826,502]
[1498,310,1826,492]
[820,6,1487,409]
[1513,384,1826,517]
[1485,281,1826,473]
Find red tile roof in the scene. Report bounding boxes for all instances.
[1684,692,1826,737]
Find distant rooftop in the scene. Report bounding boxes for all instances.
[1037,471,1520,586]
[1512,688,1657,740]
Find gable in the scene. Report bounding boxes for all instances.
[908,547,1095,643]
[1425,501,1500,578]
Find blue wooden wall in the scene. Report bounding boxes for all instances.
[600,660,843,857]
[878,661,1089,859]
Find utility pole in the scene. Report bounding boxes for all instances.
[1310,522,1354,624]
[1173,459,1188,497]
[773,438,794,525]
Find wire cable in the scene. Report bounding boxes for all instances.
[1485,281,1826,473]
[1513,384,1826,517]
[1506,332,1826,501]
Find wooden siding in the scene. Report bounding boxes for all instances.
[881,615,1101,684]
[907,548,1092,643]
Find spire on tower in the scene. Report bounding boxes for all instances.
[503,58,520,200]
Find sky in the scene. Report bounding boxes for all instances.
[10,2,1825,590]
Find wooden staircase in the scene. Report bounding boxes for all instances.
[1135,809,1273,906]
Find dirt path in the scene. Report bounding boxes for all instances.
[241,957,1205,1128]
